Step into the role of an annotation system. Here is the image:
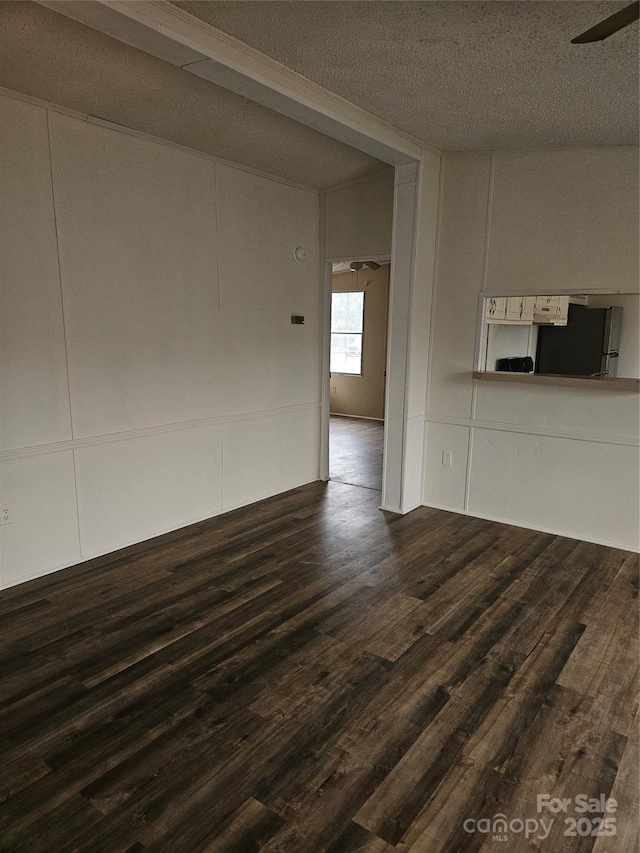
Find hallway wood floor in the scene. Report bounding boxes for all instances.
[0,482,637,852]
[330,416,384,491]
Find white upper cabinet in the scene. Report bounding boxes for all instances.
[485,297,507,321]
[532,295,569,326]
[486,294,567,325]
[505,296,523,322]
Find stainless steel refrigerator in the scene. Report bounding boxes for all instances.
[535,304,623,377]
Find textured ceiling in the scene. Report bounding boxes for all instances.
[0,2,386,189]
[174,1,639,150]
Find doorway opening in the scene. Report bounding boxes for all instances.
[326,259,390,491]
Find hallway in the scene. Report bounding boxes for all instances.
[329,415,384,491]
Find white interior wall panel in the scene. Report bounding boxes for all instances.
[468,429,640,552]
[406,151,440,423]
[0,92,321,588]
[48,112,222,438]
[222,407,319,510]
[403,418,428,512]
[381,167,416,512]
[74,425,223,558]
[0,96,73,450]
[216,164,320,416]
[486,149,640,294]
[473,382,640,441]
[0,452,80,587]
[323,170,394,261]
[423,148,640,552]
[422,421,470,513]
[426,154,491,421]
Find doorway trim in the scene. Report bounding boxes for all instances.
[320,254,392,487]
[321,161,428,515]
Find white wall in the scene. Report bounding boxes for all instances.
[0,91,320,588]
[323,170,394,260]
[423,148,640,551]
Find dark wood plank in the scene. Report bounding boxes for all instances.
[0,480,636,852]
[330,415,383,491]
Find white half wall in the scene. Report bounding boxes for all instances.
[222,407,319,510]
[74,425,223,559]
[467,430,639,550]
[0,90,321,588]
[423,148,640,551]
[0,452,81,582]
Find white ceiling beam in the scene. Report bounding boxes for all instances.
[39,0,432,165]
[37,1,207,67]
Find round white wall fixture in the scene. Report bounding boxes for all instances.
[293,246,306,263]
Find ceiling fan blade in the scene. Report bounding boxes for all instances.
[571,1,639,43]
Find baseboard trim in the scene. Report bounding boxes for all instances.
[330,413,384,422]
[420,500,640,554]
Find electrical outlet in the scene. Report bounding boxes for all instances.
[331,385,337,393]
[442,451,453,467]
[1,503,12,525]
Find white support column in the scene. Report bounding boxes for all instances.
[382,153,441,514]
[381,163,419,512]
[319,261,332,482]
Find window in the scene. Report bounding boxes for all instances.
[331,291,364,375]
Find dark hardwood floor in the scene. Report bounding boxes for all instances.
[0,481,637,852]
[330,415,383,491]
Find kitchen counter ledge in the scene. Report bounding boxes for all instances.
[472,371,640,392]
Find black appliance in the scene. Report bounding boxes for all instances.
[535,304,623,377]
[496,356,534,373]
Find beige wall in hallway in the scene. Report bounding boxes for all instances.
[330,265,389,419]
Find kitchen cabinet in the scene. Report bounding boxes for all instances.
[533,295,569,325]
[486,295,568,325]
[487,295,536,324]
[485,297,507,321]
[505,297,523,322]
